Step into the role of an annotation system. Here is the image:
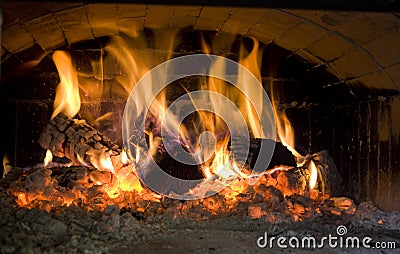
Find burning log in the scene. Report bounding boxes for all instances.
[262,150,343,198]
[264,166,313,196]
[230,134,342,198]
[230,137,297,170]
[38,113,342,201]
[38,113,204,183]
[38,113,125,172]
[38,113,297,178]
[231,136,310,196]
[152,145,204,180]
[312,150,343,197]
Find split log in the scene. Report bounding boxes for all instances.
[312,150,343,197]
[39,113,204,181]
[38,113,125,172]
[263,165,313,196]
[262,150,343,198]
[229,137,297,171]
[230,135,342,197]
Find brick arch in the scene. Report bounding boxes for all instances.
[1,3,400,91]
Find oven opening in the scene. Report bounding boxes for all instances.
[1,1,399,253]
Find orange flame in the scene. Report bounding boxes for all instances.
[196,35,269,180]
[52,51,81,119]
[238,38,264,138]
[103,166,144,199]
[12,29,334,216]
[271,84,304,163]
[48,32,308,201]
[86,149,115,173]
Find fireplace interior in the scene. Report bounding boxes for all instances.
[1,1,400,253]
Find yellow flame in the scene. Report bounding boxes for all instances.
[52,51,81,119]
[121,150,128,164]
[43,150,53,167]
[86,149,115,173]
[93,112,113,125]
[309,160,318,190]
[2,154,12,178]
[271,83,304,161]
[196,35,269,180]
[103,166,144,199]
[51,31,306,199]
[238,38,264,138]
[202,144,237,179]
[203,167,212,178]
[99,156,114,172]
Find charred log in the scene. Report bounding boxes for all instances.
[39,113,205,181]
[38,113,125,172]
[230,137,297,171]
[264,166,312,196]
[152,143,204,180]
[312,150,343,197]
[151,137,297,181]
[264,150,343,198]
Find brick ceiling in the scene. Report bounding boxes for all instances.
[1,2,399,91]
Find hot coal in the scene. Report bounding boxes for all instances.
[1,167,400,253]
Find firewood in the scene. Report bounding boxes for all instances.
[229,137,297,170]
[312,150,343,197]
[152,144,204,180]
[258,150,342,198]
[39,113,298,177]
[39,113,124,172]
[39,114,342,200]
[264,166,311,196]
[233,136,342,197]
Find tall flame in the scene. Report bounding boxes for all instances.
[52,51,81,119]
[271,83,304,162]
[238,38,264,138]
